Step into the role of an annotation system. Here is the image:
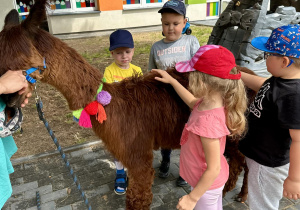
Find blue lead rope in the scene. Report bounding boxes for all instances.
[36,191,41,210]
[35,91,92,210]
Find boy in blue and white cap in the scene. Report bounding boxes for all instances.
[239,24,300,209]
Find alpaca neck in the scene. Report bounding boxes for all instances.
[38,36,103,110]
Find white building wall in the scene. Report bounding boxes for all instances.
[0,0,15,30]
[0,1,206,35]
[48,4,206,35]
[186,4,206,21]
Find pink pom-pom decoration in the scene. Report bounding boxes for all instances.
[97,91,111,106]
[79,109,92,128]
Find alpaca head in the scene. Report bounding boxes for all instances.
[1,0,104,110]
[0,0,48,107]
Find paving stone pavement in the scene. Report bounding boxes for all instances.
[3,140,300,210]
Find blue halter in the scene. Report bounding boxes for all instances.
[24,58,46,84]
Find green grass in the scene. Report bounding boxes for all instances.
[73,132,87,144]
[65,112,74,124]
[82,50,111,63]
[76,138,87,144]
[190,26,213,46]
[134,42,152,55]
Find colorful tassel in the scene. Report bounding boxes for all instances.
[79,109,92,128]
[96,103,107,123]
[97,83,103,94]
[73,108,83,119]
[96,77,107,94]
[73,82,111,128]
[84,101,98,115]
[97,91,112,106]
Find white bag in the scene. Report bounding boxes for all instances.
[0,107,23,138]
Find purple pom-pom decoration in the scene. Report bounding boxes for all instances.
[97,90,111,106]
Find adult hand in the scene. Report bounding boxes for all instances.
[283,176,300,200]
[151,69,175,84]
[0,70,28,95]
[176,195,197,210]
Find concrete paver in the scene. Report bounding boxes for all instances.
[3,140,300,210]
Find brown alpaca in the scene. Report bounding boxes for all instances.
[0,1,253,208]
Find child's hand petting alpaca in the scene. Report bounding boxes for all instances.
[151,69,176,84]
[176,194,197,210]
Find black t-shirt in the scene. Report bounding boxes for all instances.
[239,76,300,167]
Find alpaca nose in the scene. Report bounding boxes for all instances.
[1,92,22,108]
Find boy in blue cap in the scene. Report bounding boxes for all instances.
[239,24,300,209]
[148,0,200,187]
[104,29,142,83]
[104,29,142,195]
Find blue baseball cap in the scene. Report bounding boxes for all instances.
[251,24,300,58]
[158,0,186,16]
[109,29,134,51]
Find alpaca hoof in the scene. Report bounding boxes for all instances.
[241,195,248,203]
[234,194,248,203]
[234,196,243,202]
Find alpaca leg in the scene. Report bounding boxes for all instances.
[126,160,154,209]
[236,164,249,203]
[223,150,245,196]
[223,159,243,196]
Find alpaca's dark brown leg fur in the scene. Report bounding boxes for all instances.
[223,138,249,202]
[223,139,245,196]
[235,164,249,203]
[126,156,154,209]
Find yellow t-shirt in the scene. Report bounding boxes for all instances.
[103,62,143,83]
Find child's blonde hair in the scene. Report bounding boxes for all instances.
[188,67,248,137]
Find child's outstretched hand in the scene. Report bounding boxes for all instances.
[283,176,300,200]
[151,69,175,84]
[176,194,197,210]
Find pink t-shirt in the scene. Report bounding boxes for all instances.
[179,101,230,190]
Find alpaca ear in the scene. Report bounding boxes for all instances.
[3,9,19,28]
[21,0,49,31]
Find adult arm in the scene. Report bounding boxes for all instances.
[177,137,221,210]
[241,71,267,92]
[152,69,198,109]
[283,129,300,200]
[0,70,28,95]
